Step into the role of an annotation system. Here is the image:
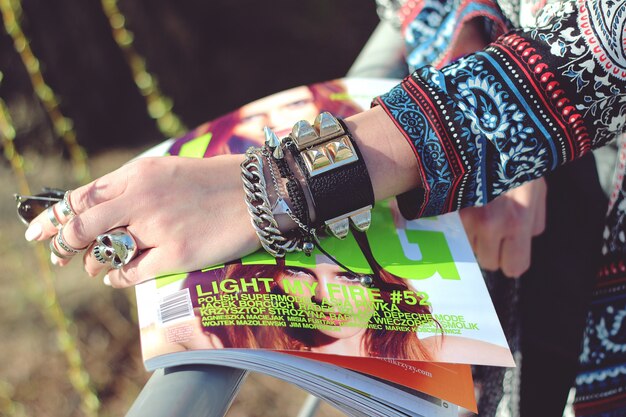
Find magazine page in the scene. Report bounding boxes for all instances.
[288,352,476,413]
[147,349,460,417]
[136,78,514,371]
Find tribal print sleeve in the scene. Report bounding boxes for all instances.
[376,0,626,218]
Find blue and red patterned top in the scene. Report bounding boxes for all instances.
[376,0,626,415]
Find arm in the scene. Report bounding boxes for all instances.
[361,1,619,277]
[28,108,420,287]
[448,19,548,278]
[375,0,624,219]
[25,0,623,287]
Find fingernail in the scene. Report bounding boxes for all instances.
[25,223,43,241]
[103,275,111,286]
[50,252,60,265]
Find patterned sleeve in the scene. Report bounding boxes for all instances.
[399,0,508,70]
[375,0,626,219]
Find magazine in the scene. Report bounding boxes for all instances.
[135,78,515,415]
[150,349,464,417]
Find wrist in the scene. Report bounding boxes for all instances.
[344,106,421,201]
[242,107,424,258]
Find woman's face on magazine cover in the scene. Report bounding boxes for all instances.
[276,256,376,340]
[232,86,318,142]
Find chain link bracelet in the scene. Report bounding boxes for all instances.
[240,147,303,257]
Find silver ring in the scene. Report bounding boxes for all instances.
[92,229,138,269]
[55,227,82,254]
[59,190,76,218]
[49,239,73,260]
[47,206,61,229]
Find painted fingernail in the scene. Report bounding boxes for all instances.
[50,252,60,265]
[25,223,43,241]
[103,275,111,286]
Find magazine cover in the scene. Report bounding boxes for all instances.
[135,78,514,411]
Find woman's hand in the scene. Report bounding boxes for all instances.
[25,155,260,287]
[459,178,547,278]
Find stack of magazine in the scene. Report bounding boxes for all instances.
[135,78,515,416]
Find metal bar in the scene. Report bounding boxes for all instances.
[126,365,247,417]
[296,394,322,417]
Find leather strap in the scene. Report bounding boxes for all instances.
[289,117,374,238]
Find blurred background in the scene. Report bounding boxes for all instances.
[0,1,380,415]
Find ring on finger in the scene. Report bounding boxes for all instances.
[47,206,62,229]
[58,190,76,218]
[49,239,73,260]
[55,226,83,254]
[92,229,138,269]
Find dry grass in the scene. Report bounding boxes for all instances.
[0,149,344,417]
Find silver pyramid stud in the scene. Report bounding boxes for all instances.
[303,148,330,170]
[291,120,318,149]
[264,126,281,148]
[350,210,371,232]
[327,218,350,239]
[314,112,343,137]
[271,197,292,216]
[273,145,284,160]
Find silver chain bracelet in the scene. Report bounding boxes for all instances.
[241,147,303,257]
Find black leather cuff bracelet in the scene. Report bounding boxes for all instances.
[289,112,374,239]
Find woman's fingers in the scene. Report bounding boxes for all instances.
[25,200,70,242]
[26,169,132,270]
[500,233,532,278]
[474,230,502,272]
[459,179,548,278]
[81,227,142,278]
[48,198,134,271]
[24,155,256,286]
[49,228,80,267]
[25,169,129,242]
[81,228,147,282]
[103,248,165,288]
[69,170,129,215]
[61,199,134,256]
[531,178,547,237]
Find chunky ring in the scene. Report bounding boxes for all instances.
[92,229,138,269]
[55,226,82,254]
[58,190,76,218]
[49,239,73,260]
[47,206,61,229]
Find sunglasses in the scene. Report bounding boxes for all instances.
[14,188,66,226]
